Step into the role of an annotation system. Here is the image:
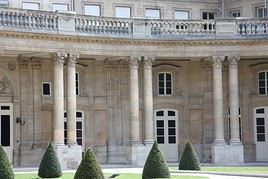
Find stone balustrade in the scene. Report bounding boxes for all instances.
[0,8,268,39]
[0,8,58,30]
[237,19,268,35]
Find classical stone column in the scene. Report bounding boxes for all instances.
[143,56,154,144]
[228,56,241,144]
[129,56,140,144]
[212,56,225,144]
[67,53,79,146]
[52,53,66,145]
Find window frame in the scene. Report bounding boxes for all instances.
[75,72,80,96]
[145,8,161,19]
[258,71,268,95]
[84,4,101,16]
[174,10,190,20]
[42,82,51,96]
[22,2,40,10]
[158,72,173,96]
[115,6,132,18]
[255,6,267,19]
[230,10,241,18]
[52,3,69,12]
[201,11,215,20]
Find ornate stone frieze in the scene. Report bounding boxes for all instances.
[212,56,225,68]
[228,56,240,65]
[0,77,12,96]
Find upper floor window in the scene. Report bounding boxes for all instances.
[116,6,131,18]
[259,71,268,95]
[22,2,39,10]
[158,72,172,95]
[230,10,241,18]
[145,8,160,19]
[202,12,214,20]
[76,72,79,95]
[42,82,51,96]
[84,4,101,16]
[256,6,267,19]
[174,10,189,20]
[0,0,8,7]
[52,3,69,12]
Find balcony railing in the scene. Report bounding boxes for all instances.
[0,8,268,40]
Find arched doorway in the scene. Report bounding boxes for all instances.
[154,109,178,161]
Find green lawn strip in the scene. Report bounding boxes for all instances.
[170,166,268,174]
[15,173,208,179]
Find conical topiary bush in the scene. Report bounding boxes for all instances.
[74,147,104,179]
[0,145,14,179]
[179,141,201,170]
[142,141,170,179]
[38,142,62,178]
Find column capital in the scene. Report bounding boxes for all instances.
[67,53,79,66]
[212,56,225,68]
[228,56,240,65]
[143,56,155,68]
[51,52,67,65]
[129,56,141,68]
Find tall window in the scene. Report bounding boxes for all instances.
[202,12,215,19]
[116,6,131,18]
[75,72,79,95]
[42,82,51,96]
[158,72,172,95]
[256,6,267,19]
[230,10,241,18]
[52,3,69,12]
[145,8,160,19]
[258,71,268,95]
[22,2,40,10]
[174,10,189,20]
[64,112,83,145]
[84,4,101,16]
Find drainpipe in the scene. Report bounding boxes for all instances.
[221,0,225,18]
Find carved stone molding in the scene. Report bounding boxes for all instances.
[51,52,67,65]
[67,53,79,66]
[228,56,240,65]
[129,56,141,69]
[212,56,225,69]
[143,56,155,69]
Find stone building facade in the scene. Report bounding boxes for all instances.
[0,0,267,168]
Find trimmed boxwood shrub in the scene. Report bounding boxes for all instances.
[38,142,62,178]
[0,145,14,179]
[74,147,104,179]
[142,141,170,179]
[179,141,201,170]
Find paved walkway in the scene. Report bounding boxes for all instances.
[14,167,268,179]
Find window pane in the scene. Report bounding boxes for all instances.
[76,130,82,137]
[23,2,39,10]
[202,12,207,19]
[116,7,131,18]
[1,115,10,146]
[156,111,164,116]
[76,112,82,118]
[175,11,189,20]
[85,5,100,16]
[168,120,175,127]
[64,112,67,118]
[43,83,50,95]
[157,120,164,127]
[159,88,164,95]
[157,129,164,135]
[159,82,165,87]
[168,136,176,144]
[145,9,160,19]
[159,73,164,80]
[257,134,265,141]
[209,12,214,19]
[168,111,176,116]
[259,81,265,87]
[1,106,10,110]
[256,108,265,114]
[166,88,172,95]
[257,126,265,133]
[257,118,265,125]
[166,82,171,88]
[259,72,265,79]
[259,88,265,95]
[168,128,176,135]
[166,74,171,80]
[77,122,82,129]
[77,139,82,145]
[52,3,68,11]
[64,122,67,128]
[157,137,164,144]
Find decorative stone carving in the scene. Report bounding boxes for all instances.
[143,56,154,69]
[8,61,16,71]
[51,53,67,65]
[31,58,41,69]
[18,55,30,69]
[0,77,12,95]
[129,56,140,68]
[228,56,240,65]
[212,56,225,68]
[67,53,79,66]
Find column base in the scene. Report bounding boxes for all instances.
[212,143,244,166]
[127,143,152,166]
[54,144,82,169]
[144,139,154,144]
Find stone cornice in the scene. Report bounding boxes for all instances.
[1,31,268,48]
